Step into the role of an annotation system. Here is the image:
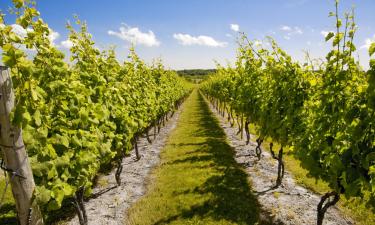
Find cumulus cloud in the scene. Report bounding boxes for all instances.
[280,25,292,31]
[230,24,240,32]
[294,27,303,34]
[60,39,74,49]
[320,30,336,43]
[280,25,303,40]
[360,34,375,49]
[10,24,60,48]
[320,30,332,37]
[11,24,29,38]
[48,30,60,46]
[173,33,227,47]
[254,40,262,46]
[108,24,160,47]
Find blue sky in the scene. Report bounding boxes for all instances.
[0,0,374,69]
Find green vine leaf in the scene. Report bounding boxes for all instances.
[325,32,335,42]
[369,43,375,57]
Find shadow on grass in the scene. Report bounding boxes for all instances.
[152,92,277,225]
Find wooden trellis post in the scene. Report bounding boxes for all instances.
[0,66,43,225]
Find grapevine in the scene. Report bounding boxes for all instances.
[201,1,375,224]
[0,0,190,222]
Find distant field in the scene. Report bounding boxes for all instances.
[176,69,216,83]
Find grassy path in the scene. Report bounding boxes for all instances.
[127,90,267,225]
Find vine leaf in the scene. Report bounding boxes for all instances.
[325,32,335,42]
[369,43,375,57]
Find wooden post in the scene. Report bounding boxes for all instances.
[0,67,43,225]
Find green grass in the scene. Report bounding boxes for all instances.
[126,90,271,225]
[0,173,17,224]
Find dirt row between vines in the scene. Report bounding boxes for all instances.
[206,98,354,225]
[66,109,182,225]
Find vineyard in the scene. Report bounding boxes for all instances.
[0,0,374,225]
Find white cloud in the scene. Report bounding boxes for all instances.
[280,25,292,31]
[10,24,60,47]
[173,33,227,47]
[320,30,336,44]
[11,24,29,38]
[254,40,262,46]
[230,24,239,32]
[360,34,375,49]
[294,26,303,34]
[320,30,330,37]
[108,24,160,47]
[8,25,33,52]
[60,39,102,51]
[48,30,60,46]
[225,33,232,38]
[280,26,303,40]
[61,39,74,49]
[9,25,60,51]
[321,30,338,39]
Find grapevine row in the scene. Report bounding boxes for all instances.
[0,0,191,223]
[201,1,375,224]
